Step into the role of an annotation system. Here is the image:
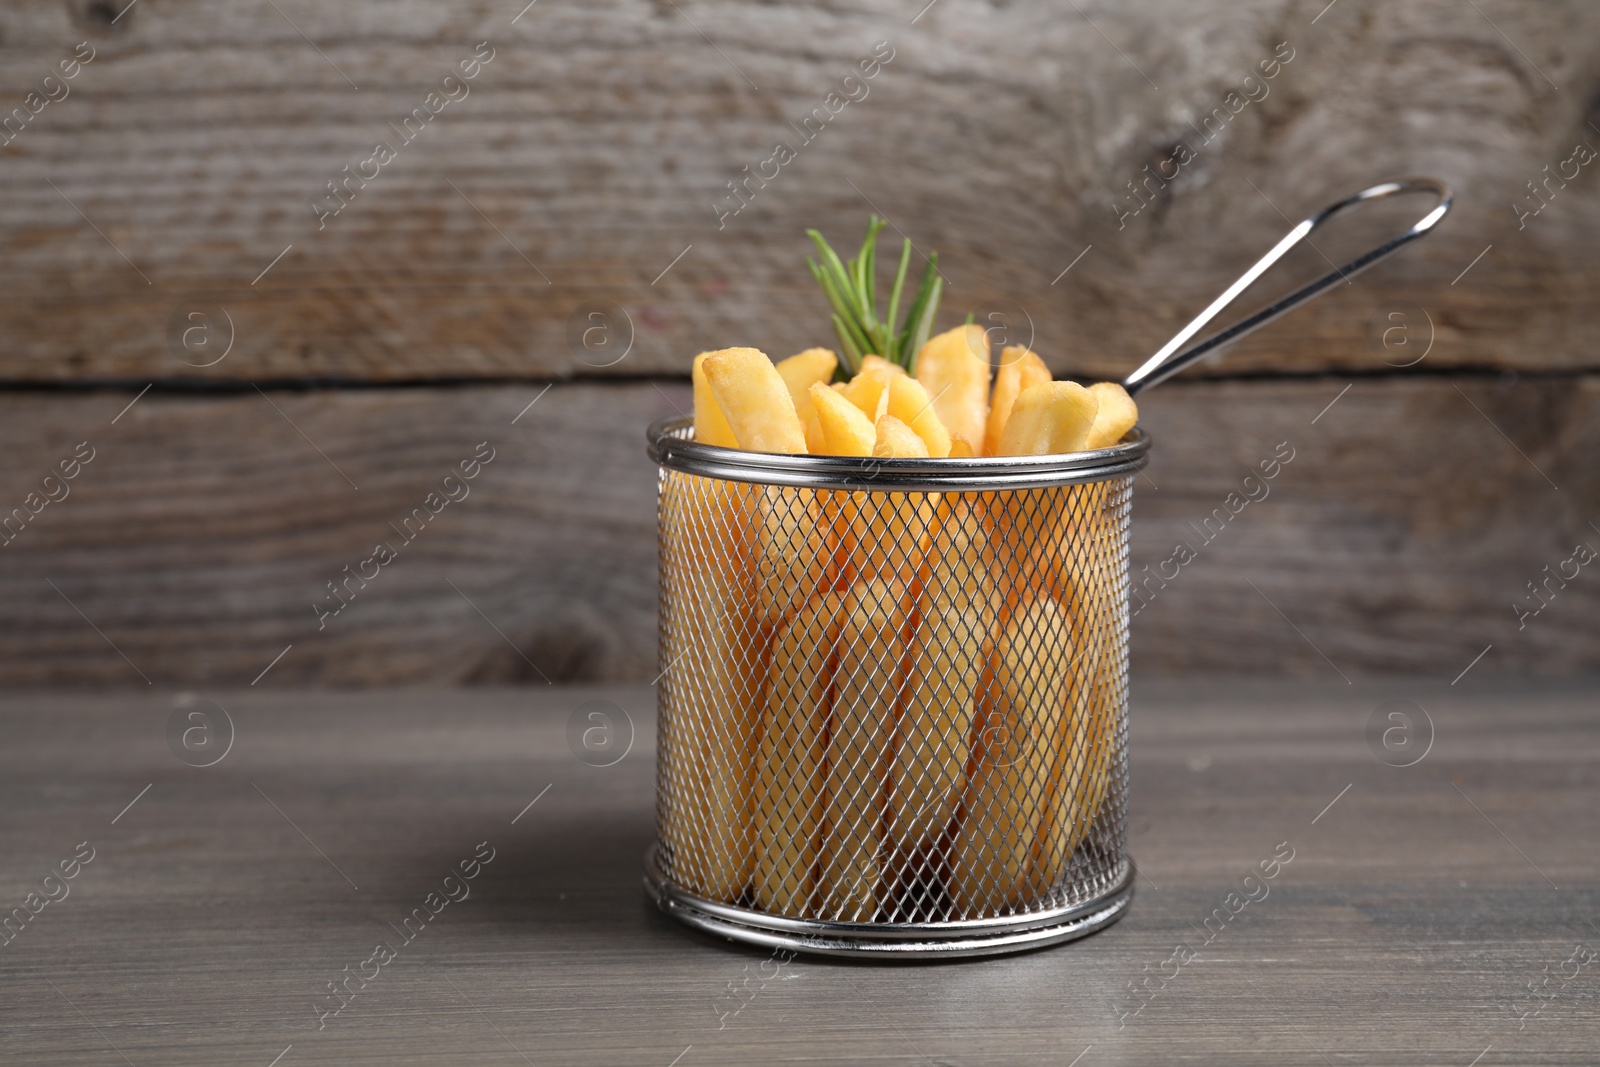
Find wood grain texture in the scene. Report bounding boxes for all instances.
[0,1,1597,382]
[1131,373,1600,678]
[0,381,680,687]
[0,681,1595,1066]
[0,375,1594,687]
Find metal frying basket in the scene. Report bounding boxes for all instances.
[646,432,1149,957]
[643,178,1452,959]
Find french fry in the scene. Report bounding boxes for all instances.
[825,412,934,588]
[702,347,808,454]
[825,375,851,454]
[840,364,896,422]
[885,375,952,458]
[656,483,702,885]
[1026,619,1108,897]
[947,433,975,458]
[949,597,1071,915]
[871,413,934,583]
[810,382,877,457]
[984,345,1052,457]
[872,414,930,459]
[914,324,991,450]
[1026,480,1121,894]
[889,601,982,846]
[996,381,1099,456]
[776,348,839,400]
[805,419,827,456]
[1084,381,1139,449]
[975,396,1097,620]
[753,590,846,915]
[692,352,738,448]
[753,368,838,623]
[820,579,907,920]
[840,496,935,592]
[889,497,995,856]
[755,484,834,623]
[859,354,908,378]
[983,480,1100,646]
[831,416,934,593]
[667,480,772,902]
[776,348,838,454]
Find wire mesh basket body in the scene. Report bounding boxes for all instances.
[644,417,1149,958]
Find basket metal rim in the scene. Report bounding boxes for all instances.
[646,416,1151,491]
[643,846,1135,959]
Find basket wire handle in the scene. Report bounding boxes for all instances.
[1121,177,1454,396]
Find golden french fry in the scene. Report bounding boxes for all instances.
[804,415,825,455]
[979,479,1098,642]
[702,347,808,454]
[692,352,738,448]
[984,345,1052,457]
[1027,481,1121,894]
[840,365,896,422]
[755,485,834,623]
[776,348,839,399]
[753,590,846,915]
[885,375,952,458]
[820,579,907,920]
[843,495,935,591]
[889,497,995,855]
[891,603,985,852]
[810,382,877,457]
[776,348,839,454]
[666,480,772,902]
[914,324,991,450]
[859,354,907,378]
[949,597,1071,915]
[657,486,701,885]
[1048,483,1116,597]
[837,418,934,588]
[997,381,1100,456]
[872,414,930,459]
[978,402,1102,621]
[961,484,1123,908]
[1084,381,1139,449]
[837,493,936,594]
[947,433,975,458]
[1026,619,1107,897]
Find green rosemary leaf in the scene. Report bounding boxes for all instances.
[808,230,859,318]
[858,217,885,334]
[841,303,874,359]
[895,256,934,368]
[808,255,861,333]
[905,262,943,372]
[814,262,873,363]
[832,313,865,374]
[849,254,875,342]
[807,220,943,375]
[862,246,876,329]
[884,238,912,364]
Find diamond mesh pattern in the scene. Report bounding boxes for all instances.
[655,462,1133,926]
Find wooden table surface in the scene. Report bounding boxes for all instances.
[1,679,1595,1066]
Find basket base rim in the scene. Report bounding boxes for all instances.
[642,846,1135,960]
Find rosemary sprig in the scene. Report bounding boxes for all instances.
[806,217,943,377]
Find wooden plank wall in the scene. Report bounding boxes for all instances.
[1,0,1597,685]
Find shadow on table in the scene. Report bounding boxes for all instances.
[386,808,709,950]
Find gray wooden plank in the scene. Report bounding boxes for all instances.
[0,680,1595,1065]
[0,1,1596,381]
[0,375,1596,686]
